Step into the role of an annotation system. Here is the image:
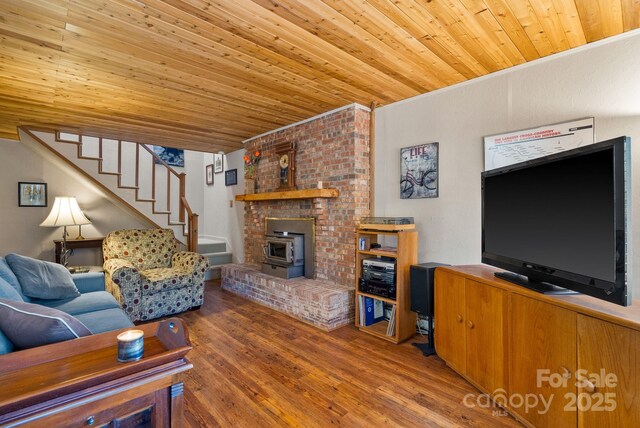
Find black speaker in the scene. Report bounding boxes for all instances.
[410,262,449,357]
[410,262,448,316]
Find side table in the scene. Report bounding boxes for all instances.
[54,237,105,264]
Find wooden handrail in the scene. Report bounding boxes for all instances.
[179,173,186,224]
[181,196,193,217]
[139,143,182,178]
[46,128,198,251]
[181,196,198,252]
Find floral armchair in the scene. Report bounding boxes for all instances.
[102,228,209,322]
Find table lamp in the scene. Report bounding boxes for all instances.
[40,197,91,267]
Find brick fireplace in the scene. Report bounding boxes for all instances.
[223,104,371,330]
[243,104,371,287]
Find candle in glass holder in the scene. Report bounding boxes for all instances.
[117,330,144,362]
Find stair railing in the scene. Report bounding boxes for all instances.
[52,131,199,253]
[181,196,199,253]
[137,144,198,253]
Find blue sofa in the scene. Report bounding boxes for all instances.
[0,257,133,354]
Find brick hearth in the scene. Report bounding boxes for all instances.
[222,264,355,331]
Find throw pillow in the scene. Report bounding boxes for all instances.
[0,257,29,301]
[5,253,80,300]
[0,298,92,349]
[0,277,23,302]
[0,330,13,355]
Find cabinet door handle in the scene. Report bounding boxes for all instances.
[456,314,463,323]
[86,416,95,426]
[559,366,571,379]
[467,320,474,329]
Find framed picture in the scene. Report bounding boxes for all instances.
[206,164,214,185]
[400,142,439,199]
[225,168,237,186]
[214,153,224,173]
[18,182,47,207]
[152,145,185,167]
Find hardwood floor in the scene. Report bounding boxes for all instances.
[176,281,521,427]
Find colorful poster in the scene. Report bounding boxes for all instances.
[400,142,439,199]
[484,118,595,170]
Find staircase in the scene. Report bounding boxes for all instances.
[18,126,198,251]
[198,238,233,280]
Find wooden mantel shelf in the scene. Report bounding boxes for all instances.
[235,188,339,202]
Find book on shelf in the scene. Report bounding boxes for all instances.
[386,304,397,336]
[365,297,384,326]
[359,295,384,326]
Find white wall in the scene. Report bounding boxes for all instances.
[375,30,640,294]
[0,138,151,264]
[202,149,245,262]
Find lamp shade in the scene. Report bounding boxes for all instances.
[40,197,91,227]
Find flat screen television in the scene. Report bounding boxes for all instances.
[482,136,631,306]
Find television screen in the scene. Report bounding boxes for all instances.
[482,136,630,306]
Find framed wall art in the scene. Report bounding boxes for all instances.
[214,153,224,173]
[400,142,439,199]
[152,145,185,167]
[225,169,237,186]
[206,164,214,185]
[18,182,47,207]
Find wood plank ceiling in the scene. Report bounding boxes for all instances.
[0,0,638,152]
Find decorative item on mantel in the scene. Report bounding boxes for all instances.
[243,149,262,194]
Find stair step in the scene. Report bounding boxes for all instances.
[202,251,232,266]
[79,156,102,161]
[100,171,121,176]
[136,198,155,203]
[168,221,186,226]
[119,185,139,190]
[154,210,171,214]
[198,238,226,253]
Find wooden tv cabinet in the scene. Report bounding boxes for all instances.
[0,318,192,427]
[435,265,640,428]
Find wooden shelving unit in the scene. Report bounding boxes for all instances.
[235,188,339,202]
[355,225,418,344]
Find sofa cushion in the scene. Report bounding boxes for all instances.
[72,272,105,294]
[75,308,134,334]
[0,277,23,302]
[34,291,121,316]
[0,298,92,349]
[0,257,29,302]
[140,267,195,294]
[0,330,14,355]
[5,253,80,300]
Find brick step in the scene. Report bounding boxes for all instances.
[221,264,354,331]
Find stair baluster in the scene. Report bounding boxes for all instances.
[45,129,198,252]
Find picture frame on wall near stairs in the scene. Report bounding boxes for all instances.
[214,153,224,173]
